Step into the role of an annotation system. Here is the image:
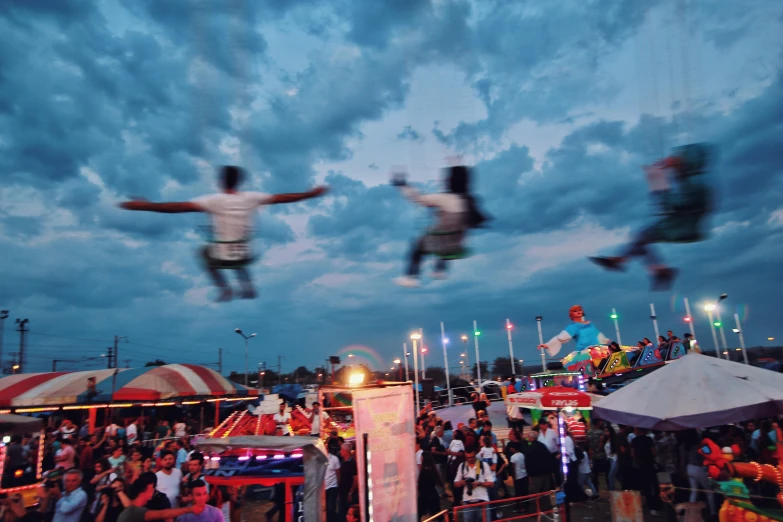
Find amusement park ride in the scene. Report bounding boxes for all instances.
[197,382,414,522]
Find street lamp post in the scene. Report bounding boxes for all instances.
[402,343,409,381]
[683,298,697,339]
[505,319,517,376]
[440,322,452,407]
[473,320,482,390]
[410,332,422,413]
[703,304,722,359]
[235,328,257,387]
[715,294,730,356]
[394,359,402,381]
[536,316,546,372]
[733,313,749,365]
[420,347,427,380]
[460,335,469,376]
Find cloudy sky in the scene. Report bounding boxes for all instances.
[1,0,782,377]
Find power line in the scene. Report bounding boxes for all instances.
[27,332,108,343]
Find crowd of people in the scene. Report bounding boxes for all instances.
[410,402,782,521]
[1,415,244,522]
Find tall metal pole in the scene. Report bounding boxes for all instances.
[420,328,425,379]
[440,322,452,407]
[706,309,721,358]
[716,307,730,356]
[536,316,546,372]
[684,298,697,338]
[611,308,623,346]
[412,338,420,413]
[218,348,223,374]
[403,343,409,381]
[734,313,749,365]
[650,303,661,342]
[15,319,28,374]
[0,310,8,368]
[506,319,517,376]
[244,338,249,386]
[473,320,482,390]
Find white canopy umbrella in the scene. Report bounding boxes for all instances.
[593,353,783,430]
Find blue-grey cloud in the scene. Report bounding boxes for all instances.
[396,126,424,142]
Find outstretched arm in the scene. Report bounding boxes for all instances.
[119,200,204,213]
[267,186,328,205]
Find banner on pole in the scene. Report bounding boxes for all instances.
[354,384,416,522]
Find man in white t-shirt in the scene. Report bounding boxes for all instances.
[273,403,292,435]
[126,419,138,444]
[307,402,330,436]
[454,450,494,522]
[156,450,183,507]
[120,165,327,302]
[509,445,528,506]
[324,452,341,522]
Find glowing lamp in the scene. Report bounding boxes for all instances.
[704,303,716,312]
[474,331,481,336]
[684,316,691,322]
[713,321,721,327]
[348,373,365,385]
[610,313,618,320]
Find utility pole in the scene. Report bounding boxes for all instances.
[218,348,223,374]
[107,346,114,369]
[0,310,8,368]
[15,319,29,374]
[113,336,128,369]
[278,355,282,385]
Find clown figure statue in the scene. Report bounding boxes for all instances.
[538,305,612,362]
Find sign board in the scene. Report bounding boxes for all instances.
[353,385,416,522]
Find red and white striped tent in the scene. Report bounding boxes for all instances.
[0,364,257,409]
[506,386,593,410]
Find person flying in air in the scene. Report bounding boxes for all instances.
[391,165,489,288]
[119,165,327,302]
[589,144,714,291]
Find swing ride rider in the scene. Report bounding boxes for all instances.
[119,165,327,302]
[589,143,713,291]
[392,165,489,288]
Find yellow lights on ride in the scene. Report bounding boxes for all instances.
[348,373,365,385]
[410,333,422,341]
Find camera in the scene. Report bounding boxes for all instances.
[464,477,475,496]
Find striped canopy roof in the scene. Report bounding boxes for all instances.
[0,364,257,408]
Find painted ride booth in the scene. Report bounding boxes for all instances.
[198,382,418,522]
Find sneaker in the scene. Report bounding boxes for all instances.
[393,276,421,288]
[588,256,625,271]
[240,288,258,300]
[431,270,448,280]
[651,267,678,291]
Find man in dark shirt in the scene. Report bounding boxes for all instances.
[338,443,358,521]
[524,429,554,510]
[630,428,661,516]
[139,471,172,511]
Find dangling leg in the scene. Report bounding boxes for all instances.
[234,267,257,299]
[590,226,677,290]
[200,247,232,302]
[394,237,426,288]
[432,257,448,279]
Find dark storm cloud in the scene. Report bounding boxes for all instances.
[0,0,781,375]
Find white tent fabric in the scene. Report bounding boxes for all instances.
[593,353,783,430]
[196,436,327,521]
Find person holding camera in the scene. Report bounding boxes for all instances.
[453,450,493,522]
[96,479,127,522]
